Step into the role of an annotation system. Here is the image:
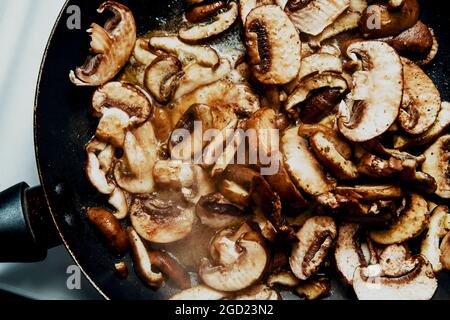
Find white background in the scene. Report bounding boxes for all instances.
[0,0,100,299]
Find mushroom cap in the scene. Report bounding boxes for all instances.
[338,41,403,142]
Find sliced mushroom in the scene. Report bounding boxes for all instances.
[144,55,183,103]
[422,135,450,199]
[149,36,220,67]
[95,108,129,147]
[335,223,368,285]
[337,41,403,142]
[245,5,301,85]
[352,255,437,300]
[290,216,337,280]
[170,285,229,300]
[86,151,115,195]
[267,271,301,288]
[173,58,231,100]
[394,101,450,150]
[87,207,129,255]
[239,0,274,24]
[186,1,227,23]
[295,277,332,300]
[199,232,268,292]
[398,58,441,135]
[282,127,334,196]
[148,250,191,289]
[440,232,450,270]
[196,193,247,229]
[288,0,350,36]
[335,185,403,201]
[359,0,419,38]
[179,2,238,43]
[114,261,128,278]
[127,227,164,288]
[369,193,430,245]
[421,206,448,273]
[169,80,260,126]
[379,244,414,277]
[108,187,129,220]
[285,73,348,117]
[92,81,152,127]
[232,284,280,300]
[69,2,136,86]
[133,38,158,66]
[130,195,195,244]
[114,121,158,194]
[310,132,359,180]
[218,165,259,207]
[416,27,439,66]
[153,160,195,192]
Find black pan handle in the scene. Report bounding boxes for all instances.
[0,183,61,262]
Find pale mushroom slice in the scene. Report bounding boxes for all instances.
[144,55,183,103]
[92,81,152,128]
[70,2,136,86]
[173,58,231,100]
[245,5,301,85]
[199,232,268,292]
[369,193,430,245]
[289,216,337,280]
[127,227,164,288]
[130,195,195,244]
[281,127,334,196]
[422,135,450,199]
[398,58,441,135]
[232,284,280,300]
[352,255,437,300]
[149,36,220,67]
[394,101,450,150]
[287,0,350,36]
[133,38,158,66]
[310,132,359,180]
[285,73,348,117]
[239,0,274,23]
[85,141,116,195]
[153,160,195,192]
[169,80,260,126]
[421,205,449,273]
[114,121,158,194]
[170,285,229,300]
[95,108,130,147]
[441,232,450,270]
[378,244,414,277]
[338,41,403,142]
[267,271,301,288]
[335,223,368,285]
[179,2,239,43]
[108,187,129,220]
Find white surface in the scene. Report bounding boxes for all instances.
[0,0,100,300]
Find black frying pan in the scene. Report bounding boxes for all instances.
[0,0,449,300]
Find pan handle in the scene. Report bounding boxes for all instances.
[0,183,61,262]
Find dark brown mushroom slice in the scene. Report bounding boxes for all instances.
[185,1,227,23]
[69,2,136,86]
[245,5,301,85]
[148,250,191,289]
[196,193,247,229]
[359,0,419,38]
[300,87,343,124]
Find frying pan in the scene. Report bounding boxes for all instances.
[0,0,449,300]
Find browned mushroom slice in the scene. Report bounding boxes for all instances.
[288,0,350,36]
[267,271,301,288]
[170,285,229,300]
[359,0,419,38]
[295,277,332,300]
[417,28,439,66]
[133,38,158,66]
[335,185,403,201]
[282,127,334,196]
[169,80,260,125]
[363,139,425,163]
[369,193,429,245]
[334,223,368,285]
[378,243,415,277]
[218,165,259,207]
[199,232,268,292]
[285,73,347,117]
[95,108,129,147]
[338,41,403,142]
[108,187,129,220]
[86,150,115,195]
[239,0,274,23]
[398,58,441,135]
[352,255,437,300]
[173,59,231,100]
[130,195,195,244]
[152,160,195,191]
[441,232,450,270]
[149,36,220,67]
[144,55,183,103]
[196,193,247,229]
[422,135,450,199]
[127,227,164,287]
[148,250,191,289]
[421,206,449,273]
[394,102,450,150]
[292,53,343,87]
[92,81,152,127]
[186,1,227,23]
[232,284,280,300]
[290,216,337,280]
[245,5,301,85]
[179,2,238,43]
[310,132,359,180]
[69,2,136,86]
